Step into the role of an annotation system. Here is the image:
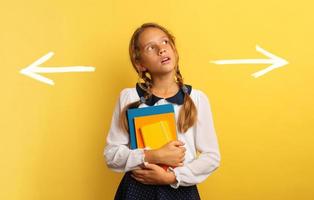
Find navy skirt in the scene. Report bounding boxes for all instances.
[114,172,201,200]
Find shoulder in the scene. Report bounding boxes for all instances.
[190,87,211,103]
[118,87,139,105]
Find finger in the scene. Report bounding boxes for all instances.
[144,163,159,170]
[132,173,145,179]
[132,169,147,176]
[132,169,141,173]
[171,140,185,147]
[172,162,184,167]
[132,169,140,175]
[131,174,146,183]
[179,147,186,152]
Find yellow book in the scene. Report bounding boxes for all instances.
[134,113,177,149]
[140,120,172,149]
[134,113,177,171]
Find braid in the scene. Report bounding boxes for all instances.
[175,66,184,87]
[175,66,198,133]
[119,71,154,133]
[138,71,153,99]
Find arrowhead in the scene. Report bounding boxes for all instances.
[20,52,55,85]
[251,45,289,78]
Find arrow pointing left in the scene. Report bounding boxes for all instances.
[20,51,95,85]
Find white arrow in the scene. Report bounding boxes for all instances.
[20,51,95,85]
[211,45,288,78]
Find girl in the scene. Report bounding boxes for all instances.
[104,22,221,200]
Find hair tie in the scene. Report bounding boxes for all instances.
[182,85,188,94]
[140,96,146,103]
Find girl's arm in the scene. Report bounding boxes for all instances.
[168,90,221,189]
[144,140,185,167]
[104,89,148,172]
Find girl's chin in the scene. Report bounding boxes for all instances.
[159,64,175,72]
[160,61,175,69]
[151,67,175,76]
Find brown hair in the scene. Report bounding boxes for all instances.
[119,22,197,133]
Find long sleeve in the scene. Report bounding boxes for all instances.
[170,91,221,188]
[104,89,146,172]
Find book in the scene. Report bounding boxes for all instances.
[133,113,177,149]
[139,120,174,171]
[140,120,172,149]
[126,104,175,149]
[126,104,177,171]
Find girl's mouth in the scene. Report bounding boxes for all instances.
[161,57,171,64]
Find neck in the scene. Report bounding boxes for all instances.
[150,70,179,98]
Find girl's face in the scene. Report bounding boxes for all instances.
[135,27,177,76]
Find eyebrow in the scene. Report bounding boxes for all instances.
[143,36,169,49]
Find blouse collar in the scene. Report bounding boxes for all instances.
[135,83,192,106]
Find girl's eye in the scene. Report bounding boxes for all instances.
[147,46,154,51]
[162,40,169,44]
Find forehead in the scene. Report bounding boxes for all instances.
[138,27,168,48]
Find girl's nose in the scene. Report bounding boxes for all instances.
[158,48,166,55]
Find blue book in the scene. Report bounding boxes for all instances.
[126,104,175,149]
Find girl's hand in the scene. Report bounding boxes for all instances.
[155,140,186,167]
[131,163,177,185]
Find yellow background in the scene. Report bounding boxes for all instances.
[1,0,314,199]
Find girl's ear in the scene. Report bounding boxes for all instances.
[135,61,147,72]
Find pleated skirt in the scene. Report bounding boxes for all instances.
[114,172,201,200]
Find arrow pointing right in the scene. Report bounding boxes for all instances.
[211,45,289,78]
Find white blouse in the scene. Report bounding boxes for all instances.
[104,87,221,189]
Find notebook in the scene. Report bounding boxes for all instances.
[126,104,177,171]
[140,120,172,148]
[134,113,177,149]
[126,104,175,149]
